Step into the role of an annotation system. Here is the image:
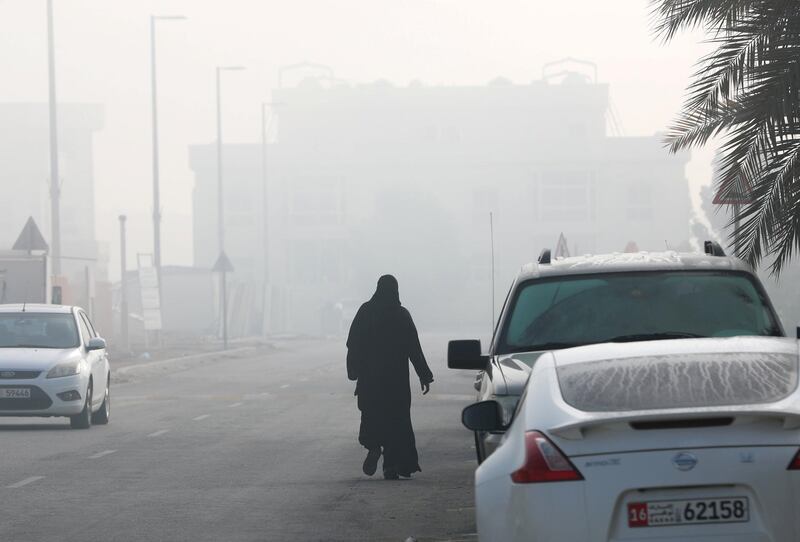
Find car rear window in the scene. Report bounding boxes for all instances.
[556,352,798,412]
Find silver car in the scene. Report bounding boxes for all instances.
[449,242,785,462]
[0,304,111,429]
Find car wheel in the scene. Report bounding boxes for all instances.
[92,378,110,425]
[474,431,486,464]
[70,381,92,430]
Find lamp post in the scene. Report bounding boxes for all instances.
[150,15,186,279]
[214,66,244,347]
[215,65,245,254]
[259,101,284,335]
[46,0,61,277]
[119,215,129,353]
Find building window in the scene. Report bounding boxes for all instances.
[627,183,652,220]
[539,171,591,222]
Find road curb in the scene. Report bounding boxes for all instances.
[114,346,258,379]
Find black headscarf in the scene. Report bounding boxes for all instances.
[371,274,401,308]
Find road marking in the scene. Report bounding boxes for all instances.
[429,394,476,401]
[89,450,117,459]
[280,384,290,389]
[259,392,270,396]
[229,402,243,408]
[7,476,44,489]
[147,429,170,438]
[193,414,210,421]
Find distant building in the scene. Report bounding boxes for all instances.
[0,104,107,325]
[189,73,691,334]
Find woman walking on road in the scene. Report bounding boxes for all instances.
[346,275,434,480]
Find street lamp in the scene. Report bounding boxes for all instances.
[260,101,285,335]
[46,0,61,278]
[216,65,246,254]
[214,65,244,349]
[150,15,186,277]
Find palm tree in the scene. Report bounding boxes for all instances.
[652,0,800,274]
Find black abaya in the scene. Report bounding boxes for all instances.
[346,276,433,475]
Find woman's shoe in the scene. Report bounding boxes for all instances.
[383,468,399,480]
[362,448,381,476]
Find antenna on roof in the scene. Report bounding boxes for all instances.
[22,302,26,312]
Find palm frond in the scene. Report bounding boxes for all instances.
[653,0,800,274]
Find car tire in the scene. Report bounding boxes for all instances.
[92,378,110,425]
[70,381,93,430]
[474,431,486,464]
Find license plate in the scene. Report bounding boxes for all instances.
[0,388,31,399]
[628,497,749,528]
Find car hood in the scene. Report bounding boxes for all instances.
[0,347,83,371]
[494,351,546,396]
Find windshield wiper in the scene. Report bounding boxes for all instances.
[605,332,706,343]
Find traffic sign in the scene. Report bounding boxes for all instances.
[12,217,49,253]
[213,251,235,273]
[554,233,570,259]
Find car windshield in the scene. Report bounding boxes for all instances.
[0,313,80,349]
[498,271,783,354]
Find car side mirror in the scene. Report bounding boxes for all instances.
[462,400,506,432]
[448,339,488,370]
[86,337,107,351]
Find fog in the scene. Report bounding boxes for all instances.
[0,0,721,339]
[4,3,800,540]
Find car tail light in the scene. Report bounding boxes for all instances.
[511,430,584,483]
[787,449,800,470]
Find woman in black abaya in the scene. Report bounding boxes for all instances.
[346,275,434,479]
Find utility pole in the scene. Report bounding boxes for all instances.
[216,68,224,253]
[215,65,245,254]
[213,67,243,348]
[119,215,129,352]
[150,15,186,280]
[259,101,284,335]
[46,0,61,277]
[150,16,161,274]
[260,102,268,334]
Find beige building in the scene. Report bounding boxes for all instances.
[189,74,691,335]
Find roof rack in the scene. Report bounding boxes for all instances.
[538,249,552,265]
[704,240,726,257]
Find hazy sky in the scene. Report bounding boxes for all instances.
[0,0,713,279]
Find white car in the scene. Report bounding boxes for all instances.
[464,336,800,541]
[0,304,111,429]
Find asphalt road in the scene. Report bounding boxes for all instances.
[0,336,479,542]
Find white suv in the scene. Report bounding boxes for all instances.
[449,242,785,461]
[0,304,111,429]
